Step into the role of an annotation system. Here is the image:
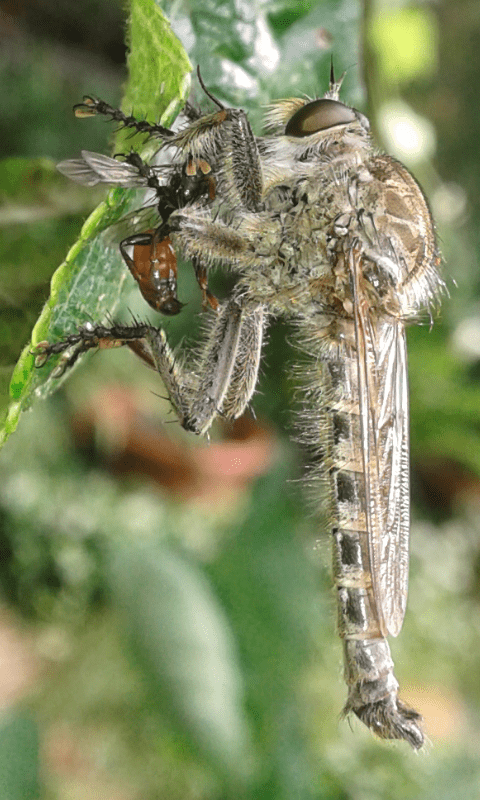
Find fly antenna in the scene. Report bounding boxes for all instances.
[325,58,346,101]
[330,56,335,90]
[196,65,225,110]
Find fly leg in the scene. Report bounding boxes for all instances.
[219,305,265,419]
[73,96,174,139]
[192,258,218,311]
[73,82,208,138]
[35,298,265,435]
[170,207,282,272]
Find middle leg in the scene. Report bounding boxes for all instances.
[35,298,266,435]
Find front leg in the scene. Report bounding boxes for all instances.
[35,298,265,435]
[73,96,174,139]
[170,206,282,272]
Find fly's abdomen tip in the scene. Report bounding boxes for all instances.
[346,695,424,749]
[342,637,424,748]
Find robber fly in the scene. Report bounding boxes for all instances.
[37,65,443,748]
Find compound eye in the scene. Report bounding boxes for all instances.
[285,99,357,138]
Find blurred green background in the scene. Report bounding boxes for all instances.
[1,0,480,797]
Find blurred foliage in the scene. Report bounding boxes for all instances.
[368,7,438,86]
[0,711,39,800]
[1,0,480,798]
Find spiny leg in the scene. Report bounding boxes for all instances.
[177,298,264,433]
[73,96,174,139]
[35,319,218,433]
[35,298,264,435]
[34,322,158,378]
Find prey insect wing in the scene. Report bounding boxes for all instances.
[101,205,160,245]
[56,155,105,187]
[57,150,154,187]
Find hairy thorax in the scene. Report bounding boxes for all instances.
[239,151,436,327]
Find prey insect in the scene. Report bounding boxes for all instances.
[57,112,218,315]
[38,65,443,748]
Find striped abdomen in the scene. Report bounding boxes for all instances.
[297,323,424,748]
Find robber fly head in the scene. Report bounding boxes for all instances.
[284,98,369,138]
[265,65,370,166]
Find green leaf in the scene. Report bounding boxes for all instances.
[167,0,363,111]
[124,0,192,122]
[109,540,255,785]
[0,157,95,415]
[1,0,191,447]
[0,710,40,800]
